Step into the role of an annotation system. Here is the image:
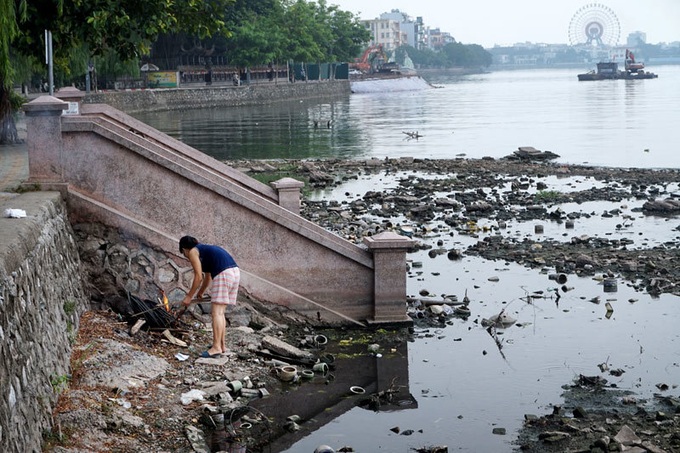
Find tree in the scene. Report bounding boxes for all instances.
[311,0,369,62]
[217,0,368,68]
[1,0,234,144]
[396,45,446,68]
[0,0,26,144]
[441,42,492,68]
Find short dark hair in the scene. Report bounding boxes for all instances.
[179,235,198,253]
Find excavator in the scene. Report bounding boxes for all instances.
[624,49,645,73]
[350,44,400,74]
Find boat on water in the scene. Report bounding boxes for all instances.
[577,49,658,81]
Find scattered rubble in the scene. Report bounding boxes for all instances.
[45,157,680,452]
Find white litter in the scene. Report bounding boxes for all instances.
[4,209,27,218]
[180,389,206,405]
[108,398,132,409]
[175,352,189,361]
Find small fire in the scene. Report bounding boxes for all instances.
[161,290,170,312]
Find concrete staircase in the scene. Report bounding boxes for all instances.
[23,93,413,325]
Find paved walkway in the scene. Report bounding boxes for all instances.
[0,115,29,197]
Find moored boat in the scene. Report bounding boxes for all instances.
[577,49,658,81]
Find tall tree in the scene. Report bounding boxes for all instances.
[1,0,234,144]
[0,0,26,144]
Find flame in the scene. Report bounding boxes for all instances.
[161,290,170,312]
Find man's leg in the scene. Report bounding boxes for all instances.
[210,303,227,355]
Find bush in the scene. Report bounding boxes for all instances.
[9,90,27,110]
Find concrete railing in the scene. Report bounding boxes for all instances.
[23,93,414,325]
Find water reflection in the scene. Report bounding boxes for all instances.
[134,99,365,161]
[134,66,680,169]
[245,339,415,452]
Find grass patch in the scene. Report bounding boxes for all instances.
[534,190,561,202]
[63,300,77,315]
[50,374,70,392]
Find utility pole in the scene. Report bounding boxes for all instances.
[45,30,54,95]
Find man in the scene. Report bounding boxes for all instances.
[179,235,240,358]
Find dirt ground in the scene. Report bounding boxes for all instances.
[46,157,680,453]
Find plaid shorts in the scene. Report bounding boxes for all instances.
[211,267,240,305]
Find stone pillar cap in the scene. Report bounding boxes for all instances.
[363,231,415,250]
[22,96,69,114]
[270,177,304,190]
[55,86,85,102]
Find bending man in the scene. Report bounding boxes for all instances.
[179,235,240,358]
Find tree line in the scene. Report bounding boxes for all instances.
[0,0,491,144]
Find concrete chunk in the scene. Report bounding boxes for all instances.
[262,335,314,360]
[613,424,641,446]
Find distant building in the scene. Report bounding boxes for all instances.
[627,31,647,47]
[425,28,456,50]
[362,9,427,51]
[362,18,403,51]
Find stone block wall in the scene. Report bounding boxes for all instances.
[0,192,88,453]
[84,80,350,113]
[71,222,189,308]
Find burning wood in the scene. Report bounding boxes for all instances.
[161,290,170,312]
[128,293,179,329]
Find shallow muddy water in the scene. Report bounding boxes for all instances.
[273,172,680,452]
[133,67,680,451]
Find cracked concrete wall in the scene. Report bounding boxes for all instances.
[0,192,88,453]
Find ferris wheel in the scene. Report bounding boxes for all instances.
[568,3,621,46]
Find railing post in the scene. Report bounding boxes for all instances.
[270,177,305,215]
[363,231,415,325]
[22,96,68,185]
[55,86,85,115]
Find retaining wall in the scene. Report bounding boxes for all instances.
[84,80,350,113]
[0,192,88,453]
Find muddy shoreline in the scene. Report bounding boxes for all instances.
[241,156,680,452]
[47,157,680,453]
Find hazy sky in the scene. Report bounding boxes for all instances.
[328,0,680,47]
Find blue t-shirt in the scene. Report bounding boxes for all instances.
[196,244,238,278]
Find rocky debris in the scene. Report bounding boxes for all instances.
[233,157,680,298]
[642,197,680,213]
[74,338,170,392]
[508,146,560,161]
[261,335,315,360]
[515,374,680,452]
[45,302,326,453]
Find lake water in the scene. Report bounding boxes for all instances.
[134,65,680,169]
[134,67,680,452]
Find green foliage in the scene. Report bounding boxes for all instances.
[0,0,26,89]
[441,42,492,68]
[63,299,77,315]
[8,90,25,110]
[221,0,368,66]
[50,374,70,392]
[535,190,561,202]
[396,42,492,69]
